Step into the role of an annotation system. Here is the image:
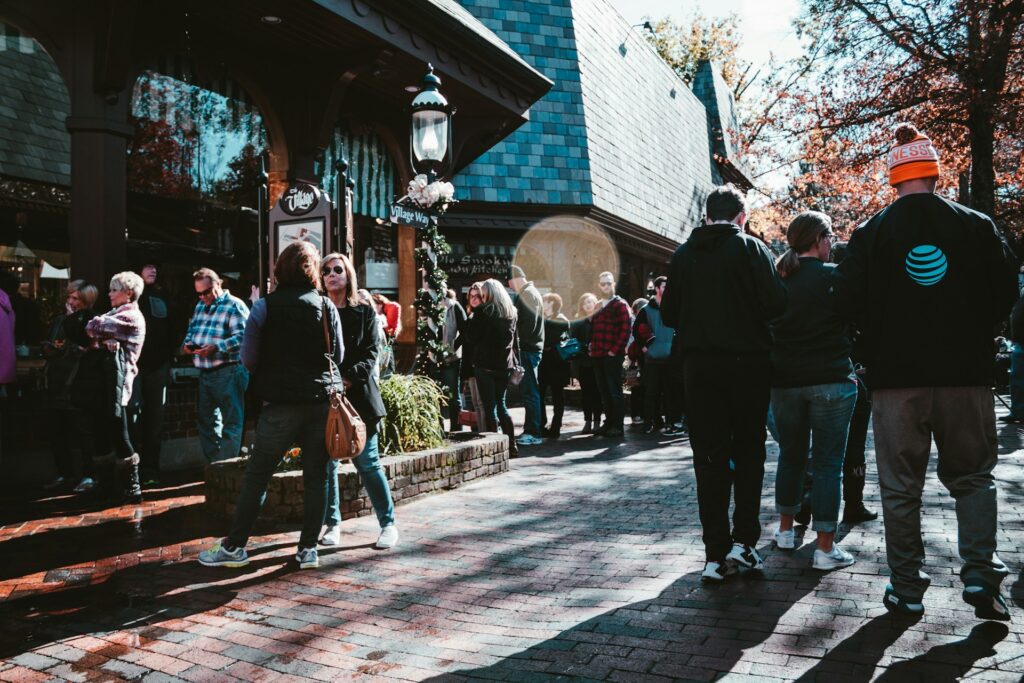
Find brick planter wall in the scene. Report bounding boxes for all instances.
[204,433,509,523]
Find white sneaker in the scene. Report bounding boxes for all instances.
[701,560,737,582]
[320,525,341,546]
[73,477,95,493]
[813,544,855,571]
[726,543,764,570]
[774,527,795,550]
[295,547,319,569]
[376,524,399,549]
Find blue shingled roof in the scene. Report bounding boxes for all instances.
[455,0,738,243]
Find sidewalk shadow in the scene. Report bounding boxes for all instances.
[423,551,825,681]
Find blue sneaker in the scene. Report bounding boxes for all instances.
[883,584,924,616]
[963,585,1012,622]
[296,547,319,569]
[198,540,249,568]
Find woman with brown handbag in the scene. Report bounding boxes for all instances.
[198,241,344,570]
[319,252,396,550]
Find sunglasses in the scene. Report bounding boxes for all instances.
[197,286,213,298]
[322,265,345,276]
[599,281,614,287]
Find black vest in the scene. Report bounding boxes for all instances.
[251,286,337,403]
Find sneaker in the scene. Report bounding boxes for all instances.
[376,524,399,549]
[701,560,737,582]
[631,416,644,425]
[516,434,544,446]
[42,476,65,490]
[320,525,341,546]
[842,503,878,524]
[726,543,764,570]
[883,584,924,616]
[813,544,856,570]
[295,547,319,569]
[198,540,250,568]
[73,477,96,493]
[664,423,687,436]
[774,527,796,550]
[998,415,1023,423]
[963,585,1012,621]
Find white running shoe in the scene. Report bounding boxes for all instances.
[774,527,795,550]
[295,547,319,569]
[320,525,341,546]
[701,560,737,582]
[376,524,399,549]
[726,543,764,570]
[813,544,856,571]
[73,477,96,493]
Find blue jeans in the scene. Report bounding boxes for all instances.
[227,402,330,550]
[520,349,542,435]
[772,379,857,533]
[197,363,249,463]
[324,428,394,529]
[1009,347,1024,418]
[475,367,510,429]
[593,355,625,430]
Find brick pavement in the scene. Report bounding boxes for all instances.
[2,406,1024,681]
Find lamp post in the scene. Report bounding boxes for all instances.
[408,64,456,376]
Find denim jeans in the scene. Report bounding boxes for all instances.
[227,402,330,550]
[324,429,394,529]
[520,350,542,435]
[872,387,1008,601]
[441,361,463,431]
[475,367,510,430]
[772,379,858,533]
[593,355,625,430]
[1009,347,1024,418]
[197,363,249,463]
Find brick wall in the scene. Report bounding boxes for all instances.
[204,433,509,523]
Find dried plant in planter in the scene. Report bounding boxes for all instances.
[378,373,447,455]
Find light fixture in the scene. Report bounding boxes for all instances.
[409,64,455,179]
[260,15,282,25]
[404,85,420,93]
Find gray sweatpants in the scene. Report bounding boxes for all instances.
[872,386,1008,601]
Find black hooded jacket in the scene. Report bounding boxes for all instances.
[661,223,787,354]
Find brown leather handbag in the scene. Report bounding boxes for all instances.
[322,300,367,460]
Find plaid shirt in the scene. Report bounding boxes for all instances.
[183,291,249,369]
[589,296,633,357]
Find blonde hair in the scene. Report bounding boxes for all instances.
[320,252,359,307]
[67,279,98,310]
[109,271,144,302]
[576,292,598,318]
[192,267,222,285]
[481,279,517,320]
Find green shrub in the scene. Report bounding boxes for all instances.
[378,373,447,455]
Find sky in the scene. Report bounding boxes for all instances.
[608,0,804,68]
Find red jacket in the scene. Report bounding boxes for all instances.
[589,296,632,357]
[382,301,401,338]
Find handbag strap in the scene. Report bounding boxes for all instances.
[321,298,343,393]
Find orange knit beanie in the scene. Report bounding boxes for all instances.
[887,123,940,186]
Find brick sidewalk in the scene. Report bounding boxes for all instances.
[2,406,1024,681]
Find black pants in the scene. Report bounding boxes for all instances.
[644,360,671,427]
[111,412,135,460]
[843,377,870,506]
[50,407,99,480]
[684,351,771,561]
[539,379,565,430]
[593,355,625,431]
[577,364,602,424]
[129,361,170,475]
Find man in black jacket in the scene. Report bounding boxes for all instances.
[661,185,787,581]
[832,123,1018,621]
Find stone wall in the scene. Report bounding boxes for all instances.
[204,433,509,523]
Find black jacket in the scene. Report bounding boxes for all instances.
[770,258,853,387]
[137,287,177,370]
[831,193,1018,389]
[337,303,387,426]
[251,287,339,403]
[467,302,516,373]
[661,223,787,354]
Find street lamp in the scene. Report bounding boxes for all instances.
[409,64,455,181]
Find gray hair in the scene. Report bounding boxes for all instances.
[110,271,144,302]
[481,279,517,320]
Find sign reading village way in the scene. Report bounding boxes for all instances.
[390,202,430,229]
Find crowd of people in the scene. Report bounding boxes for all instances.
[28,121,1020,624]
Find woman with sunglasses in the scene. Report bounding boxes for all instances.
[318,253,398,550]
[770,211,858,571]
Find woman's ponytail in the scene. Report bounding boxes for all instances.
[776,211,833,278]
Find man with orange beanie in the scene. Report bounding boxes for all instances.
[832,123,1018,621]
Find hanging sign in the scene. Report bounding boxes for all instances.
[390,202,430,229]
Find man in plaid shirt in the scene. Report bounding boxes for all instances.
[182,268,250,463]
[588,271,633,437]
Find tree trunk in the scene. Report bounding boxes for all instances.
[967,106,997,219]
